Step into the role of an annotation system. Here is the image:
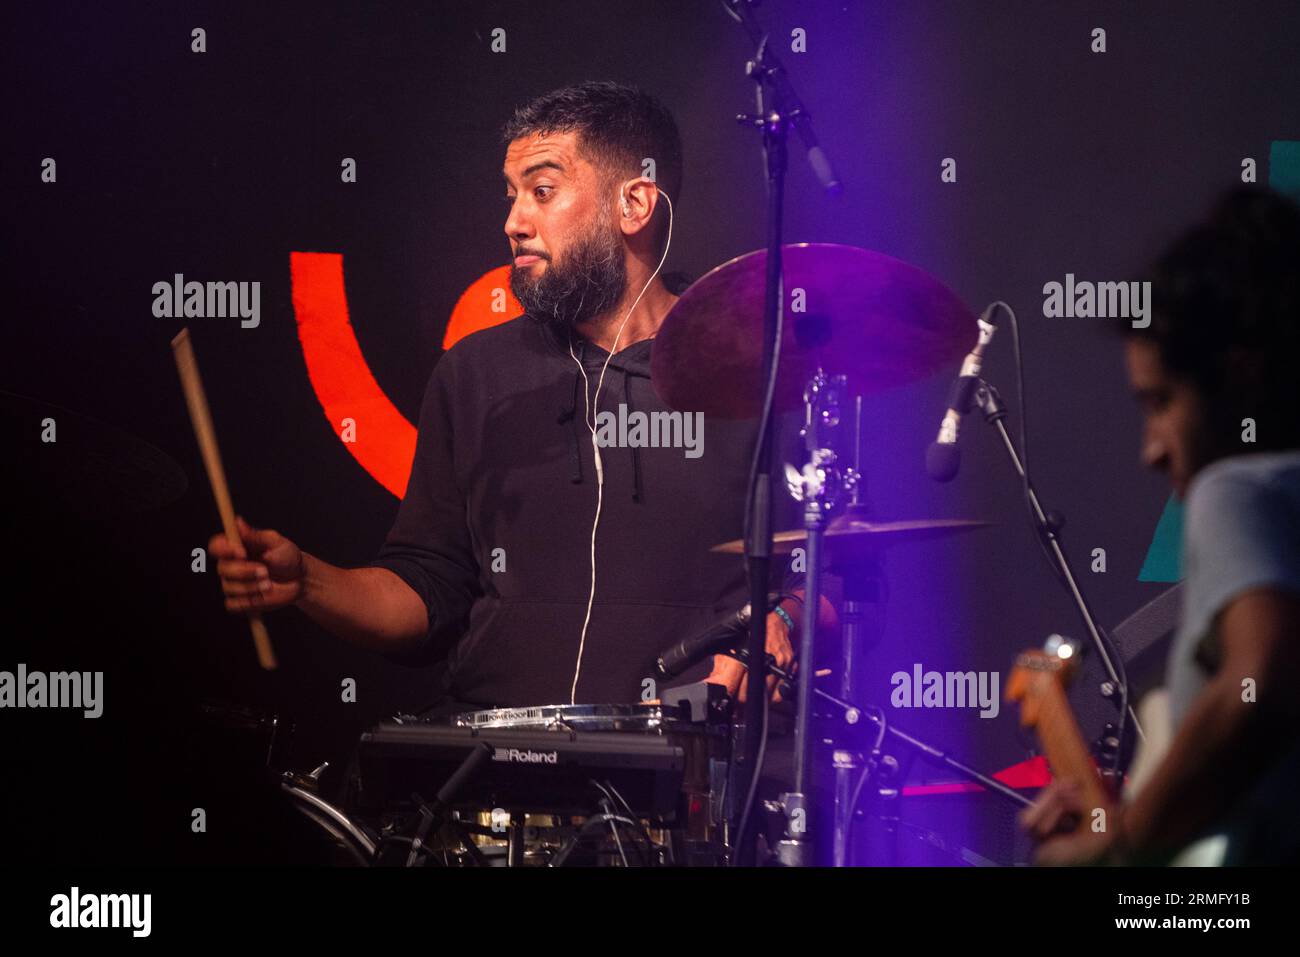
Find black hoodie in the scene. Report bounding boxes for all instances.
[370,313,798,708]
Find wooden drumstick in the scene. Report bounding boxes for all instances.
[170,328,278,671]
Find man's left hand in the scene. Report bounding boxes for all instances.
[704,610,795,703]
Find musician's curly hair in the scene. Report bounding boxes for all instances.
[1125,187,1300,449]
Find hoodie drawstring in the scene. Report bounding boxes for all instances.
[557,338,643,502]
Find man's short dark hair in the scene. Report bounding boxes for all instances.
[1126,187,1300,448]
[502,80,683,216]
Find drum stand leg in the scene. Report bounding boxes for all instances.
[507,812,525,867]
[830,582,864,867]
[831,749,859,866]
[829,559,887,865]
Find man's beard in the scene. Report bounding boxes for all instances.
[510,214,627,329]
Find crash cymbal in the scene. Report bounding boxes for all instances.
[651,244,974,418]
[710,516,991,556]
[3,389,188,516]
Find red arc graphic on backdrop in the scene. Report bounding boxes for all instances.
[289,252,519,497]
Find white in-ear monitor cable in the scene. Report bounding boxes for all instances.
[568,185,674,703]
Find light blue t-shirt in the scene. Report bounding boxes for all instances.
[1168,451,1300,863]
[1170,451,1300,724]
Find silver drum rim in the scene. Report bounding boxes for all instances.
[452,702,690,733]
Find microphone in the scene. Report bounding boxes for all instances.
[926,303,1001,482]
[657,603,753,679]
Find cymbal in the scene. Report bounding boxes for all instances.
[651,244,974,418]
[710,516,991,557]
[3,389,188,516]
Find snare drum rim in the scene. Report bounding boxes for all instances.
[281,780,378,864]
[452,702,689,732]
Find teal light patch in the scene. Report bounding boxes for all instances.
[1269,141,1300,201]
[1138,495,1183,582]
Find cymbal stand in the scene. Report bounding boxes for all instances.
[774,369,856,865]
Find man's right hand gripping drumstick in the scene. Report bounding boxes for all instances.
[209,516,430,655]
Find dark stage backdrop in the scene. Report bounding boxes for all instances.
[5,1,1299,865]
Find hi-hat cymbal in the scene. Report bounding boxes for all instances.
[651,244,974,418]
[710,516,992,557]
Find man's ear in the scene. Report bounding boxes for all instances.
[617,177,659,237]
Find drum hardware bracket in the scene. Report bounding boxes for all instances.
[404,797,442,868]
[282,762,329,793]
[660,679,732,724]
[774,791,809,867]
